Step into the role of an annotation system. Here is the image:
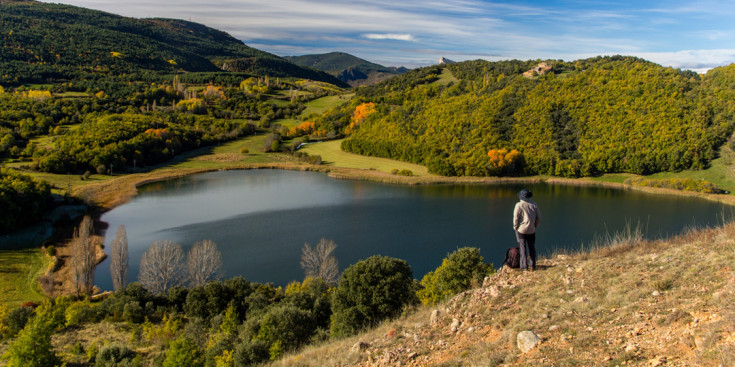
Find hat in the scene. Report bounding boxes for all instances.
[518,189,532,201]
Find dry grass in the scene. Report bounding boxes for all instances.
[276,221,735,366]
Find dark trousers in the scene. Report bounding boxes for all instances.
[516,232,536,269]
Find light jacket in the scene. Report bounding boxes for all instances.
[513,199,541,234]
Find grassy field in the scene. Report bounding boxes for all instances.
[300,139,431,176]
[0,248,48,306]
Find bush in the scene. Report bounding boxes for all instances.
[239,147,249,154]
[253,304,316,359]
[45,245,56,256]
[163,336,203,367]
[417,247,495,306]
[65,300,97,327]
[3,306,34,338]
[95,344,135,367]
[233,340,269,367]
[330,256,417,337]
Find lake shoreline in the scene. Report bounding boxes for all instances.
[42,161,735,298]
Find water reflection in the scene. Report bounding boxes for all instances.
[96,169,731,290]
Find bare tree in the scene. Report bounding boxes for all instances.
[186,240,224,287]
[71,215,96,296]
[138,240,184,294]
[300,238,339,285]
[109,225,129,292]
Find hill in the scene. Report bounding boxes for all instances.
[275,222,735,366]
[312,56,735,178]
[285,52,407,86]
[0,0,346,86]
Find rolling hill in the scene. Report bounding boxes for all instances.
[314,56,735,178]
[285,52,407,86]
[0,0,346,86]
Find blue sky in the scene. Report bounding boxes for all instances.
[43,0,735,72]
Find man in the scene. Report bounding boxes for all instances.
[513,189,541,270]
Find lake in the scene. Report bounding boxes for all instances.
[95,169,731,290]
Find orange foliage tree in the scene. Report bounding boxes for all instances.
[487,148,524,175]
[345,102,376,134]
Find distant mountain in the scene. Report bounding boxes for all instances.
[438,57,456,64]
[285,52,407,86]
[0,0,346,86]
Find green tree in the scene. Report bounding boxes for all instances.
[330,256,417,337]
[1,302,60,367]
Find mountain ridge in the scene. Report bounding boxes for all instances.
[285,52,407,86]
[0,0,347,86]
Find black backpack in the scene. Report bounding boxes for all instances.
[504,247,520,268]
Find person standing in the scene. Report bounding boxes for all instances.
[513,189,541,270]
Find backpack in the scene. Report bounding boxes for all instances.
[504,247,520,268]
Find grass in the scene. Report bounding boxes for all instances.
[300,94,354,118]
[433,68,459,85]
[276,221,735,366]
[300,139,431,176]
[0,248,49,307]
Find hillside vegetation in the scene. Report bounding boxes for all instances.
[0,0,344,86]
[312,57,735,178]
[276,222,735,366]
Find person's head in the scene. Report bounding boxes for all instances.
[518,189,532,201]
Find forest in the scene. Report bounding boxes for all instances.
[331,56,735,177]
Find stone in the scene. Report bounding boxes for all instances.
[351,341,369,353]
[430,309,441,325]
[450,318,460,333]
[517,331,542,353]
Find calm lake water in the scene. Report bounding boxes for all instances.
[96,169,731,290]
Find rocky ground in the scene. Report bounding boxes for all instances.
[277,223,735,366]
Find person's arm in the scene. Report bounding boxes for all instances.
[534,206,541,228]
[513,203,521,231]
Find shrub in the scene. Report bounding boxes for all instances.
[95,344,135,367]
[82,171,92,180]
[330,256,417,337]
[253,304,316,359]
[417,247,495,306]
[96,164,107,175]
[3,306,34,338]
[163,336,203,367]
[65,299,97,327]
[233,340,269,367]
[45,245,56,256]
[239,147,249,154]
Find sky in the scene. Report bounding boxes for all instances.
[40,0,735,73]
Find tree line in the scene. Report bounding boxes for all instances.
[2,216,494,366]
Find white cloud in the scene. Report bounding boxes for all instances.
[364,34,416,41]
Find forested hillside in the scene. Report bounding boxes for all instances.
[318,56,735,177]
[0,0,345,86]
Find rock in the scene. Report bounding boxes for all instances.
[486,285,500,298]
[517,331,541,353]
[351,341,369,353]
[450,318,460,333]
[624,343,638,353]
[652,290,661,296]
[549,325,559,331]
[482,276,492,287]
[430,309,441,325]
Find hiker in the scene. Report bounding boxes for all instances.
[513,189,541,270]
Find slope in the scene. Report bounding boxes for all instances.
[0,0,346,86]
[276,222,735,366]
[332,57,735,178]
